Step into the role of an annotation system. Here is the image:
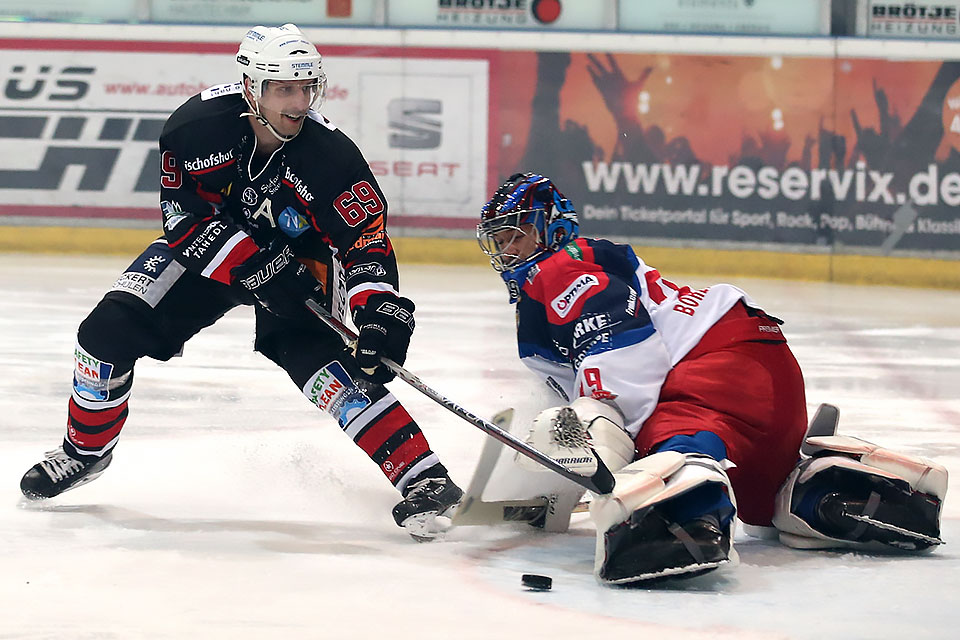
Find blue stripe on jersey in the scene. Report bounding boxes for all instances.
[584,323,656,359]
[518,341,567,363]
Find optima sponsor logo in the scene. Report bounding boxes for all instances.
[551,274,599,318]
[184,150,234,173]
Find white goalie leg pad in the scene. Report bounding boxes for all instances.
[804,436,947,499]
[516,397,634,475]
[589,452,738,582]
[773,436,948,550]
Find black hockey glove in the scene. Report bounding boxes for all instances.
[352,293,416,383]
[231,239,323,322]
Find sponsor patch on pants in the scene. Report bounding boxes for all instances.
[109,240,185,308]
[303,361,371,428]
[74,343,114,402]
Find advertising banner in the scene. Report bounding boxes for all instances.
[619,0,830,36]
[863,1,960,38]
[0,40,490,228]
[387,0,613,30]
[0,0,142,21]
[148,0,380,25]
[494,50,960,253]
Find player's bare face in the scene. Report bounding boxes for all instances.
[492,223,539,267]
[257,79,320,137]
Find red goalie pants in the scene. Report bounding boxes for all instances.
[635,303,808,526]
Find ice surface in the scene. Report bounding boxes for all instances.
[1,253,958,639]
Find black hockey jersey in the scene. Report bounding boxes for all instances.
[158,81,398,313]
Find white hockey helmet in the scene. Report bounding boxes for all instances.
[236,23,326,110]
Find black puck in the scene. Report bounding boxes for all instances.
[521,574,552,590]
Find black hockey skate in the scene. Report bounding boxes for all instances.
[810,467,943,551]
[599,507,732,584]
[20,446,113,500]
[392,474,463,542]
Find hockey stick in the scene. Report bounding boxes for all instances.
[304,299,615,495]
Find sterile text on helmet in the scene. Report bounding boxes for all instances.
[283,167,314,203]
[551,274,600,319]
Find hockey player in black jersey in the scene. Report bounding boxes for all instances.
[19,24,462,541]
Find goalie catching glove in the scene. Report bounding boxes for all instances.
[351,292,416,383]
[517,396,635,476]
[231,238,324,322]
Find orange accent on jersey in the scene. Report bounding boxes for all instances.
[298,258,328,294]
[350,215,387,252]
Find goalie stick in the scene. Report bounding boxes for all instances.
[304,299,615,495]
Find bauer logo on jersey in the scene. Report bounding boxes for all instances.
[303,361,370,427]
[278,206,309,237]
[73,344,114,401]
[551,274,600,319]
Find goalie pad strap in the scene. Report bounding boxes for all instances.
[804,435,948,498]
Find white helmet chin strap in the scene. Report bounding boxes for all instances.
[239,84,302,143]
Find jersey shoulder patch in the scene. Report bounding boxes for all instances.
[307,110,338,131]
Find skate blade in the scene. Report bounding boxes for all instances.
[402,508,456,543]
[845,512,944,546]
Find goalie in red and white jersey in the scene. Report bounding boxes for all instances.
[478,172,947,583]
[19,24,461,541]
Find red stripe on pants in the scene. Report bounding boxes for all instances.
[635,308,807,526]
[67,397,128,451]
[356,405,411,456]
[382,433,429,483]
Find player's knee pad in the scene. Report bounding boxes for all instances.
[772,435,947,552]
[589,452,738,583]
[517,397,635,475]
